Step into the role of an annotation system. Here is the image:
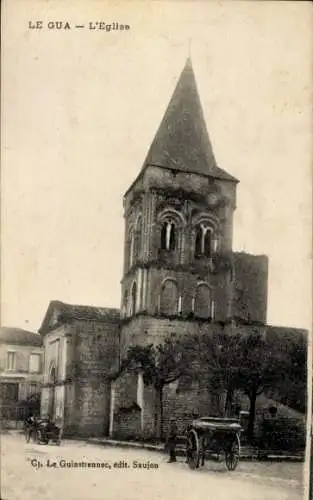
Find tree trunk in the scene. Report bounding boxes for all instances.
[159,386,164,441]
[153,409,158,438]
[224,386,235,417]
[153,394,158,439]
[247,389,257,442]
[154,386,164,441]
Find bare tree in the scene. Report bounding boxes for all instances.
[122,337,184,440]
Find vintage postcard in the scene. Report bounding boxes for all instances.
[1,1,312,499]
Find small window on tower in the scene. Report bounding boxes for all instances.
[169,223,176,250]
[195,224,214,258]
[131,282,137,316]
[195,227,202,256]
[161,223,167,250]
[211,299,216,321]
[204,229,212,258]
[161,221,176,251]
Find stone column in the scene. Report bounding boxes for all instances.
[109,384,116,438]
[137,372,144,434]
[137,268,142,311]
[142,269,147,310]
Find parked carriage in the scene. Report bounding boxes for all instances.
[24,416,61,445]
[186,417,241,471]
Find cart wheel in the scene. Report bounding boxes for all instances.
[36,430,46,444]
[225,434,240,471]
[29,430,38,443]
[186,429,200,470]
[36,431,41,443]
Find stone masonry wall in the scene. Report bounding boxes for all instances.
[232,253,268,324]
[142,384,156,439]
[74,379,111,437]
[72,319,120,437]
[113,374,223,440]
[141,166,236,255]
[120,314,224,356]
[145,266,230,321]
[162,379,218,437]
[112,372,141,439]
[116,316,226,439]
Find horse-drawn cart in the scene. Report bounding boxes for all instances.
[186,417,241,471]
[24,416,61,445]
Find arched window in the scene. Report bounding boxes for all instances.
[161,223,167,250]
[49,365,56,384]
[131,282,137,316]
[160,221,176,251]
[195,224,214,258]
[169,223,176,250]
[159,279,178,316]
[123,290,128,317]
[194,284,212,319]
[195,228,202,255]
[204,229,212,257]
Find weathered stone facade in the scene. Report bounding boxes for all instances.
[40,302,119,437]
[39,58,305,440]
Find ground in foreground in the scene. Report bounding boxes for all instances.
[1,432,304,500]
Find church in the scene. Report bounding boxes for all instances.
[39,59,297,439]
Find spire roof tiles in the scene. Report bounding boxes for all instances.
[142,58,238,183]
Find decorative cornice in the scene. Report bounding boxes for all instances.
[120,310,229,326]
[121,252,232,283]
[153,186,209,205]
[127,186,217,213]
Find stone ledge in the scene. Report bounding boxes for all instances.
[86,437,304,462]
[88,437,164,453]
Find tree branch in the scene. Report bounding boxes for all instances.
[164,373,181,385]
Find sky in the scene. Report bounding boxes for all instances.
[1,0,312,332]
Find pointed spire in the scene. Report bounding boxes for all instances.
[142,58,237,182]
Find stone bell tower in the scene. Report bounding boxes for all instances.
[119,58,247,353]
[112,58,268,439]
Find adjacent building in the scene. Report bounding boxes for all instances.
[0,327,43,420]
[39,302,120,436]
